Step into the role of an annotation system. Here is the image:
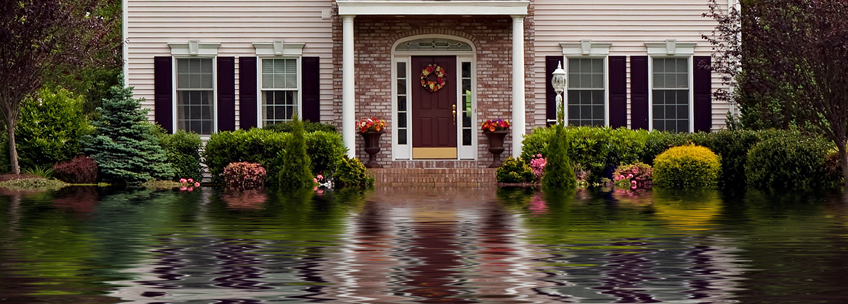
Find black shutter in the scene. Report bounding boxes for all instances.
[301,57,321,123]
[609,56,627,128]
[217,57,236,131]
[693,56,712,132]
[239,57,258,129]
[630,56,649,130]
[154,57,173,133]
[545,56,561,126]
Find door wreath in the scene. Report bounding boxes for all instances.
[420,64,448,93]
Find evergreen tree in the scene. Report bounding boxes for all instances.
[543,125,577,190]
[83,83,174,184]
[278,115,315,189]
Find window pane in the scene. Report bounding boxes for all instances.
[398,79,406,94]
[677,104,689,119]
[653,105,664,119]
[263,59,298,89]
[398,130,407,145]
[676,58,688,73]
[463,129,471,146]
[397,62,406,77]
[462,62,471,78]
[398,96,406,112]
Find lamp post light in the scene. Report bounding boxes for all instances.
[551,61,567,126]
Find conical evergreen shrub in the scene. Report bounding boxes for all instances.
[542,125,577,190]
[83,83,174,184]
[277,115,315,189]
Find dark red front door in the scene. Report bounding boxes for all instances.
[412,56,457,158]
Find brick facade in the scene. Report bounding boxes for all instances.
[332,1,536,168]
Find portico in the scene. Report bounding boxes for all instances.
[337,0,531,165]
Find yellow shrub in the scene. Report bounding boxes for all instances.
[653,144,721,189]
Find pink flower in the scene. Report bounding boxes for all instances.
[631,180,637,185]
[188,178,194,183]
[194,182,200,187]
[313,186,318,191]
[179,178,187,183]
[317,174,324,180]
[614,176,621,181]
[627,174,633,179]
[188,187,194,192]
[313,178,318,183]
[618,175,625,180]
[180,186,187,191]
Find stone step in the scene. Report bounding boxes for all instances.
[369,168,498,187]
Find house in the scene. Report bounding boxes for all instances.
[123,0,735,168]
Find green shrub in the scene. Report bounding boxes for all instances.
[83,84,174,184]
[653,144,722,189]
[543,126,577,190]
[154,127,203,181]
[334,155,373,188]
[17,87,94,170]
[497,157,535,183]
[277,116,314,189]
[745,135,832,190]
[640,131,689,165]
[520,126,554,162]
[203,128,345,184]
[263,120,338,133]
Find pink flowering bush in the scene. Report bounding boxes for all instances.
[613,162,653,190]
[529,154,546,180]
[224,162,267,189]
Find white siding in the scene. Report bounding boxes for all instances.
[533,0,730,131]
[126,0,335,130]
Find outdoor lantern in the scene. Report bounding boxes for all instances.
[551,61,567,125]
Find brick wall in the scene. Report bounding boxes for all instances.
[332,2,536,167]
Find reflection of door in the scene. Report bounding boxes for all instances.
[412,56,457,159]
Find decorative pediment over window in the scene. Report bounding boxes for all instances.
[645,39,696,56]
[395,38,473,52]
[253,41,305,56]
[560,40,612,56]
[168,40,221,56]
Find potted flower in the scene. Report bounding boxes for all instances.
[356,117,386,168]
[481,119,510,168]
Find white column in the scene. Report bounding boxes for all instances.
[343,15,356,158]
[511,15,525,157]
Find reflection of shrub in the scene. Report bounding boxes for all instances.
[653,144,721,189]
[224,162,267,189]
[334,156,373,188]
[746,136,831,190]
[53,156,98,183]
[497,157,535,183]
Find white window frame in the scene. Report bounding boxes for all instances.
[646,40,696,132]
[169,41,220,138]
[253,41,305,127]
[391,35,477,161]
[560,40,612,126]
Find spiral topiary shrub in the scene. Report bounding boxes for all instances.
[497,157,535,183]
[745,136,832,190]
[653,144,721,189]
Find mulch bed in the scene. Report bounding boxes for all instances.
[0,174,42,182]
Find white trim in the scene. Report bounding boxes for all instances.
[172,56,218,135]
[561,40,612,56]
[122,0,128,87]
[253,42,305,57]
[391,35,478,161]
[511,15,525,158]
[645,40,696,56]
[256,57,303,127]
[338,1,529,16]
[168,41,221,56]
[647,56,694,132]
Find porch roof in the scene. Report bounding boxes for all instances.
[337,0,529,16]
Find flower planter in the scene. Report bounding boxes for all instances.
[360,130,384,168]
[484,130,509,168]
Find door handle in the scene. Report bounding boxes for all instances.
[452,104,457,124]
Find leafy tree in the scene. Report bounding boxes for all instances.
[17,87,94,170]
[83,84,174,184]
[706,0,848,188]
[0,0,110,174]
[277,115,315,189]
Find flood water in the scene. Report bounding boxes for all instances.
[1,186,848,304]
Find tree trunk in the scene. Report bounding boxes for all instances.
[6,118,19,174]
[839,141,848,191]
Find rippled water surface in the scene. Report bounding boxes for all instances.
[2,186,848,303]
